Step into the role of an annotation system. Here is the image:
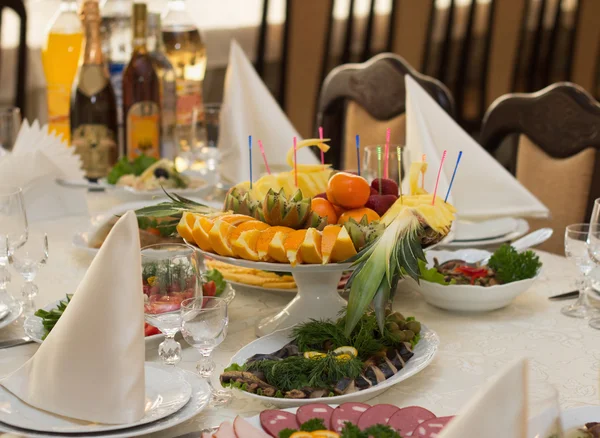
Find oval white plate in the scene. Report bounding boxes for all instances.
[0,368,209,438]
[417,249,540,312]
[453,218,519,242]
[226,325,439,408]
[0,300,22,331]
[0,363,192,433]
[529,405,600,437]
[444,219,529,248]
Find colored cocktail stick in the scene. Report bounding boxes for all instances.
[384,128,391,179]
[249,135,253,189]
[421,153,426,189]
[356,135,361,176]
[396,146,403,200]
[318,126,325,167]
[377,145,382,195]
[257,139,271,175]
[445,151,462,202]
[293,136,298,187]
[432,150,447,205]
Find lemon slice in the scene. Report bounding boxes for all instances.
[335,354,352,361]
[311,431,340,438]
[333,346,358,357]
[290,433,314,438]
[303,351,326,359]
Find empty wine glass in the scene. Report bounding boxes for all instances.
[0,186,28,297]
[9,234,48,315]
[180,296,231,406]
[142,244,200,366]
[586,207,600,329]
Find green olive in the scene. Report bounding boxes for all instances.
[390,331,407,342]
[402,329,415,340]
[386,322,400,332]
[406,321,421,334]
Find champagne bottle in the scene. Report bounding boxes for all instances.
[148,12,176,159]
[122,2,161,159]
[70,0,118,181]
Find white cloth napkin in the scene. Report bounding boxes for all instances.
[2,211,146,424]
[404,75,549,220]
[0,120,88,222]
[217,40,318,183]
[438,358,528,438]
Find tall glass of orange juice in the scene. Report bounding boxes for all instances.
[42,0,83,144]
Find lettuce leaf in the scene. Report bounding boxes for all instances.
[418,260,455,285]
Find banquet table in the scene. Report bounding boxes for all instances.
[0,193,598,437]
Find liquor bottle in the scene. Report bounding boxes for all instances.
[101,0,133,155]
[42,0,83,144]
[70,0,118,181]
[148,12,177,159]
[162,0,206,151]
[122,3,161,159]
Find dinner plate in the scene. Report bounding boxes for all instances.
[227,324,439,407]
[227,280,298,294]
[0,363,192,434]
[453,218,519,242]
[0,368,210,438]
[528,405,600,437]
[444,219,529,248]
[0,300,22,331]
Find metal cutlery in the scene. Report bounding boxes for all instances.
[0,336,33,349]
[548,291,579,301]
[479,228,554,265]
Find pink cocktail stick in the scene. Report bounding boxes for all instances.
[318,126,325,167]
[257,140,271,175]
[432,150,447,205]
[384,128,391,179]
[293,136,298,187]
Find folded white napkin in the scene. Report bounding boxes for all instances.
[2,211,146,424]
[218,40,319,183]
[438,358,528,438]
[0,120,88,222]
[404,75,549,220]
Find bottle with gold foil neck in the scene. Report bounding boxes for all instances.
[70,0,118,181]
[122,2,161,159]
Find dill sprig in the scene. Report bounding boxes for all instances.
[292,319,348,352]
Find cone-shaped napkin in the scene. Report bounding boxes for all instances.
[2,211,145,424]
[218,40,318,183]
[404,75,549,219]
[438,358,528,438]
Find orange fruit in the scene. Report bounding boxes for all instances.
[321,225,342,264]
[326,172,370,209]
[337,208,380,224]
[268,229,294,263]
[192,216,216,251]
[331,204,346,217]
[208,220,238,256]
[228,220,270,246]
[176,212,196,243]
[300,228,322,264]
[219,214,256,225]
[330,226,358,262]
[231,229,263,261]
[284,229,308,266]
[310,198,338,225]
[256,226,294,261]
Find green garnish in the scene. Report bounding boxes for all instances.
[223,363,244,372]
[340,423,364,438]
[279,429,296,438]
[34,294,73,340]
[418,260,455,285]
[363,424,402,438]
[300,418,326,432]
[106,155,158,184]
[137,217,178,237]
[488,244,542,284]
[204,269,227,296]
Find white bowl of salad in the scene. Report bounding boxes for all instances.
[416,246,542,312]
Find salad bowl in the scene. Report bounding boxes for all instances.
[416,249,541,312]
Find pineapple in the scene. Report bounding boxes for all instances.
[344,162,455,336]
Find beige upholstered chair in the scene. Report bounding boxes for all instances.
[480,82,600,254]
[315,53,454,171]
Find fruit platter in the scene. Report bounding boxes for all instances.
[136,139,456,336]
[220,309,439,406]
[205,403,454,438]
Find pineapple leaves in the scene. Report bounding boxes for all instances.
[373,279,391,332]
[134,189,218,219]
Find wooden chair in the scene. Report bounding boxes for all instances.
[0,0,27,115]
[315,53,454,171]
[480,82,600,254]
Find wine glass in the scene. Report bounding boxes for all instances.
[0,107,21,153]
[527,380,564,438]
[180,296,231,406]
[362,144,407,187]
[142,244,200,366]
[560,224,598,318]
[0,186,28,297]
[586,198,600,329]
[9,234,49,316]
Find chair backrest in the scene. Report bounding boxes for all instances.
[0,0,27,115]
[315,53,454,170]
[480,82,600,253]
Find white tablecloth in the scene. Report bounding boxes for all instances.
[0,193,597,437]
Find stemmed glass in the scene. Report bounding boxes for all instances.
[180,296,231,406]
[0,186,28,299]
[142,244,200,366]
[586,198,600,329]
[560,224,598,318]
[8,234,49,316]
